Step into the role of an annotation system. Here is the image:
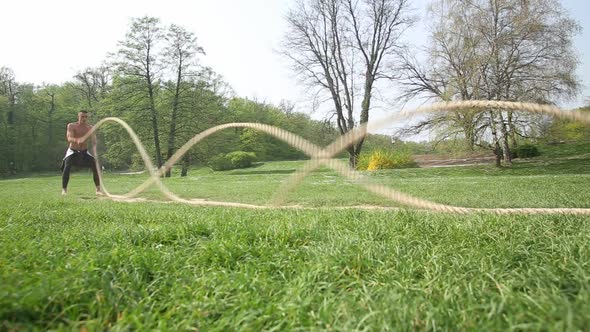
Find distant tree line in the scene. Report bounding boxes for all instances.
[0,17,345,176]
[2,0,587,176]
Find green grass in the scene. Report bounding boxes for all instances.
[538,140,590,158]
[77,152,589,208]
[1,143,589,330]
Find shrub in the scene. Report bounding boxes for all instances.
[497,146,518,160]
[226,151,257,169]
[208,154,233,171]
[129,153,145,171]
[358,149,418,171]
[355,152,371,171]
[208,151,257,171]
[514,144,540,158]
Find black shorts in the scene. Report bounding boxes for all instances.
[61,149,96,171]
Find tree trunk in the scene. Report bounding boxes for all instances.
[507,111,518,148]
[47,92,55,162]
[460,112,477,150]
[180,153,190,177]
[165,67,183,177]
[497,111,512,166]
[146,78,163,170]
[489,111,502,167]
[347,146,357,169]
[351,70,372,169]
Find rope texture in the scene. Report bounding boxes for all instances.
[77,100,590,215]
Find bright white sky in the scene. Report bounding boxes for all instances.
[1,0,589,117]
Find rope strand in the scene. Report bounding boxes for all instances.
[78,100,589,215]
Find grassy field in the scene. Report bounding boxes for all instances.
[1,143,589,330]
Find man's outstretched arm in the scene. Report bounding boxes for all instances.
[91,128,98,155]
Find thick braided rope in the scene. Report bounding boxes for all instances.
[272,100,590,214]
[79,100,589,214]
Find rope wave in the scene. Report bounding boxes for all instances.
[81,100,590,215]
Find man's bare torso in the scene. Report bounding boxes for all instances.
[68,122,93,150]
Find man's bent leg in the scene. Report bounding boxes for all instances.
[62,159,72,194]
[90,161,102,194]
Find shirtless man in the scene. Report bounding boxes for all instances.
[61,110,102,195]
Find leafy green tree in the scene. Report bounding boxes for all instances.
[162,24,205,177]
[72,66,112,108]
[0,67,18,174]
[112,16,166,168]
[228,97,340,161]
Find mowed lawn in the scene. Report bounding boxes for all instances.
[1,145,589,330]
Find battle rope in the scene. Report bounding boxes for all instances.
[78,100,589,214]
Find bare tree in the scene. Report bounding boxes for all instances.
[73,66,112,108]
[282,0,414,167]
[399,0,580,166]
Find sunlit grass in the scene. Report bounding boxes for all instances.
[1,144,589,330]
[81,152,589,208]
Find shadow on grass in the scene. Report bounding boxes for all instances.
[227,166,335,176]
